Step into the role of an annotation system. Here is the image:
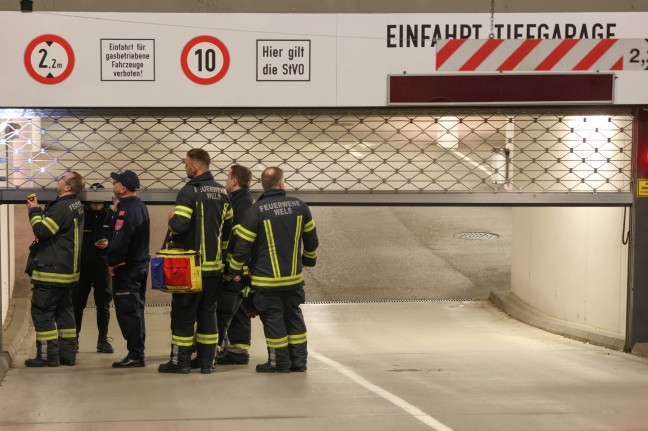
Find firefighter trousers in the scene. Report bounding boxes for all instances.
[170,275,222,364]
[217,279,251,353]
[30,284,77,362]
[112,263,148,360]
[254,286,308,369]
[73,264,112,339]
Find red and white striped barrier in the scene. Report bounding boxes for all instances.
[435,39,634,72]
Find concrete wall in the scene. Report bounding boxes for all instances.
[0,205,14,324]
[511,207,629,339]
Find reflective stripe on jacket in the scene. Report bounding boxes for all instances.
[29,194,84,287]
[168,171,233,276]
[225,187,254,276]
[230,188,319,291]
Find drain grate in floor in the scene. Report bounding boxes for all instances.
[454,232,500,240]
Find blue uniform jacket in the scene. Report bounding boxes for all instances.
[108,196,150,267]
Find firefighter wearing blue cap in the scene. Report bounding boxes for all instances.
[107,170,151,368]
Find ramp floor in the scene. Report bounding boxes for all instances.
[2,301,648,431]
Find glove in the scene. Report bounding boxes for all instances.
[239,285,257,318]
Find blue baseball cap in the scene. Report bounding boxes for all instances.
[110,170,140,191]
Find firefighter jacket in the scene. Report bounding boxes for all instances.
[81,205,113,269]
[229,188,319,291]
[168,171,233,276]
[107,196,150,267]
[225,187,254,276]
[28,194,85,287]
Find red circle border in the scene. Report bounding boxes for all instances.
[180,35,231,85]
[23,34,75,85]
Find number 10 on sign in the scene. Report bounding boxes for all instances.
[181,35,230,85]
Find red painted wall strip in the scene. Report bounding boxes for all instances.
[497,39,542,71]
[573,39,618,70]
[436,39,467,69]
[459,39,504,71]
[535,39,580,71]
[389,74,614,104]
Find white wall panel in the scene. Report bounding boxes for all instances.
[512,207,628,336]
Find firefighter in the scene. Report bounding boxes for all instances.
[229,167,319,373]
[108,170,150,368]
[73,184,114,353]
[218,165,254,365]
[158,148,232,374]
[25,171,85,367]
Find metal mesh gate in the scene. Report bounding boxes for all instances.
[0,108,633,204]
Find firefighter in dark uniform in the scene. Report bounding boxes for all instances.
[229,167,319,373]
[158,148,232,374]
[25,171,85,367]
[73,184,114,354]
[218,164,254,365]
[107,170,150,368]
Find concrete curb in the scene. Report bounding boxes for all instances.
[489,290,625,352]
[1,298,31,380]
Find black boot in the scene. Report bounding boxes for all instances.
[97,336,114,353]
[217,350,250,365]
[25,357,59,367]
[289,341,308,372]
[158,345,191,374]
[26,339,59,367]
[255,362,290,373]
[191,343,216,374]
[256,346,290,373]
[112,356,145,368]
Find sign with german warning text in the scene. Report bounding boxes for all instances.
[101,39,155,81]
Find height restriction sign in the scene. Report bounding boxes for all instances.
[24,34,75,84]
[180,35,230,85]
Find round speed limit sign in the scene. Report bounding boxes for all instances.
[181,35,231,85]
[24,34,75,85]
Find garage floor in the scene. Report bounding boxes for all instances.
[2,300,648,431]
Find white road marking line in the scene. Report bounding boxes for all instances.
[310,350,454,431]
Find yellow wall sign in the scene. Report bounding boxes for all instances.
[638,179,648,196]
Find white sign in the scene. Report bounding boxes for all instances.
[101,39,155,81]
[625,39,648,70]
[2,12,648,106]
[256,40,311,81]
